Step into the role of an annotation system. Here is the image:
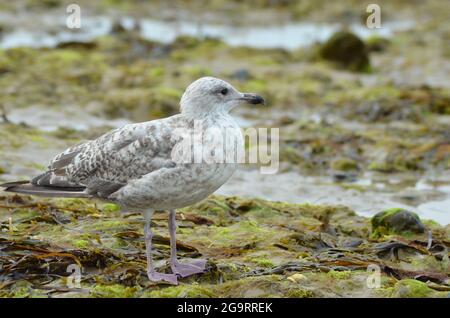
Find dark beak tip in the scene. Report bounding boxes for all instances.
[244,93,265,105]
[254,96,265,105]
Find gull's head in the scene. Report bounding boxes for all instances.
[180,77,264,118]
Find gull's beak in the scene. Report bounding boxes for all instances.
[239,93,265,105]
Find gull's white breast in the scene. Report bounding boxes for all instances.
[113,116,243,210]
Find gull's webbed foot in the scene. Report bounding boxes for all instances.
[147,271,178,285]
[171,259,207,278]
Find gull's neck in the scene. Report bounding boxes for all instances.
[181,108,237,127]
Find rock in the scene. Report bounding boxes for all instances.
[41,0,61,8]
[56,41,97,50]
[371,208,425,238]
[0,23,11,37]
[330,157,359,182]
[366,36,390,53]
[287,273,307,283]
[330,157,358,171]
[319,31,370,72]
[332,171,358,182]
[392,279,439,298]
[110,20,127,34]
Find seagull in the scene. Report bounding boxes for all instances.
[0,77,264,285]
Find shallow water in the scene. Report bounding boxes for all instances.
[0,13,413,50]
[139,19,413,50]
[7,106,131,131]
[218,168,450,225]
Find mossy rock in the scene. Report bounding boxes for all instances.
[330,157,358,171]
[429,94,450,115]
[320,31,370,72]
[366,35,390,53]
[7,280,47,298]
[391,279,445,298]
[371,208,425,238]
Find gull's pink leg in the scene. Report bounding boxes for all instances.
[169,209,207,278]
[143,210,178,285]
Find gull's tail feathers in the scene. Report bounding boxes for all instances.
[0,181,90,198]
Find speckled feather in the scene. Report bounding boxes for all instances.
[32,116,181,196]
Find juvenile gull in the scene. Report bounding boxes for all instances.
[1,77,264,284]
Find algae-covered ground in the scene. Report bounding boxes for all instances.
[0,0,449,297]
[1,194,449,298]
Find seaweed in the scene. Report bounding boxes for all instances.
[0,194,448,298]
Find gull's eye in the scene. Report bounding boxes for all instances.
[220,87,228,95]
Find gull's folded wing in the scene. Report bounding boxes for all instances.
[2,120,178,199]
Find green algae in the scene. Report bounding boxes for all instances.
[73,239,90,249]
[391,279,446,298]
[102,203,121,213]
[1,193,448,298]
[91,284,139,298]
[251,256,275,268]
[330,158,358,171]
[285,288,314,298]
[327,270,353,280]
[280,117,450,174]
[6,280,47,298]
[142,284,216,298]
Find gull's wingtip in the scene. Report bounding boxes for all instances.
[0,180,30,188]
[0,180,90,198]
